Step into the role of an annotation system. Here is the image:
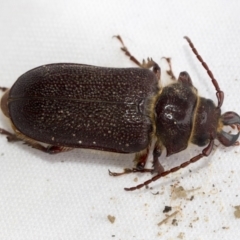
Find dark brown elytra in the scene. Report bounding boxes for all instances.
[0,36,240,191]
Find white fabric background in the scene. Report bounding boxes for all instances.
[0,1,240,239]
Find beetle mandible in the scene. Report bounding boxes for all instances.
[0,36,239,191]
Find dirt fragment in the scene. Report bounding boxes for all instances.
[158,210,179,226]
[107,215,116,224]
[234,205,240,218]
[163,206,172,213]
[177,232,185,239]
[172,186,187,199]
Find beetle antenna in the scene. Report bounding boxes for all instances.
[184,36,224,108]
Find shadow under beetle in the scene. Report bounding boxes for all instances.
[0,36,240,191]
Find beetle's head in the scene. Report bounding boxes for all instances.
[217,111,240,146]
[190,97,240,148]
[183,36,240,148]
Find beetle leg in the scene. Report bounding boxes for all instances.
[0,128,21,142]
[0,87,8,92]
[152,141,164,174]
[108,167,153,177]
[124,139,214,191]
[109,143,165,177]
[143,58,161,81]
[20,135,74,154]
[114,35,143,67]
[162,57,177,80]
[24,141,73,154]
[108,147,153,177]
[0,127,73,154]
[114,35,161,80]
[134,148,150,170]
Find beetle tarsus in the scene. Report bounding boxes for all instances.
[23,141,73,154]
[114,35,161,80]
[113,35,143,67]
[0,128,20,142]
[0,87,8,92]
[162,57,176,80]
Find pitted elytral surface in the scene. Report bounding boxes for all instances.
[8,63,159,153]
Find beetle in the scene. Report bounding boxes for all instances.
[0,36,239,191]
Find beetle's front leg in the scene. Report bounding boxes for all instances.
[0,127,73,154]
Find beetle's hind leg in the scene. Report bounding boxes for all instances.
[21,138,73,154]
[0,87,8,92]
[0,127,73,154]
[25,142,73,154]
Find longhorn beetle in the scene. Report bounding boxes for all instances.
[0,36,239,191]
